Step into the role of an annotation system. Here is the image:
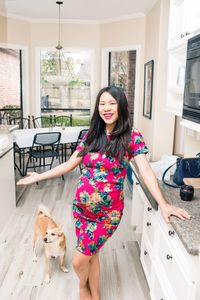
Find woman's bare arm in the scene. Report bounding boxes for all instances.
[134,154,191,223]
[17,150,82,185]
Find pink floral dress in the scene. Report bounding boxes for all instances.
[73,129,148,256]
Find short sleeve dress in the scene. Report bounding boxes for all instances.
[72,129,148,256]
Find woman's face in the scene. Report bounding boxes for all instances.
[98,92,119,128]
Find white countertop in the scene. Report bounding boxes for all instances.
[0,124,19,132]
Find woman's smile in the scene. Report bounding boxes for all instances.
[103,113,114,120]
[98,92,118,129]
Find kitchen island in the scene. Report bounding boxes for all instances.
[130,160,200,300]
[0,125,18,233]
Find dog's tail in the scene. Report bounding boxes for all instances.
[37,204,52,218]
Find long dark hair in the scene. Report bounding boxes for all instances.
[78,86,132,161]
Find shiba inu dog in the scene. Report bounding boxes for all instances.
[33,205,69,283]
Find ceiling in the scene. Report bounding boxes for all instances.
[0,0,158,22]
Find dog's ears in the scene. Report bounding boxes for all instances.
[58,230,63,237]
[57,224,64,237]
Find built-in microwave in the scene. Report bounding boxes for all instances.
[183,33,200,124]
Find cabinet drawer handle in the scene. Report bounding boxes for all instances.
[180,33,185,38]
[166,254,173,260]
[185,31,190,36]
[144,250,148,255]
[146,222,151,227]
[168,230,175,236]
[147,207,152,212]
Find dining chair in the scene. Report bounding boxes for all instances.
[71,129,88,172]
[25,132,64,179]
[9,116,31,129]
[32,115,54,128]
[54,114,72,161]
[54,114,72,127]
[9,116,31,175]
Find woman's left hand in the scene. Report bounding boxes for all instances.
[160,203,191,223]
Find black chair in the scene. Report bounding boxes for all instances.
[9,116,31,129]
[54,114,72,127]
[71,129,88,153]
[54,114,72,161]
[25,132,63,179]
[71,129,88,172]
[32,115,54,128]
[9,116,31,175]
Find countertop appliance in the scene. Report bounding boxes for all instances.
[183,33,200,124]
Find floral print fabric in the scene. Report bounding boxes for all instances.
[72,129,148,256]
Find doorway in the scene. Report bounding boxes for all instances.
[102,46,140,127]
[108,50,136,125]
[0,48,22,123]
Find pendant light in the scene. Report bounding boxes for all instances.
[46,1,75,86]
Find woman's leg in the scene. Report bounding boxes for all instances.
[72,250,92,300]
[88,252,100,300]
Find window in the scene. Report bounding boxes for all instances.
[40,49,91,126]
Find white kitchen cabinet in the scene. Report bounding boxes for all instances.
[153,214,196,300]
[131,174,145,236]
[166,44,187,116]
[168,0,200,49]
[0,148,16,233]
[132,178,199,300]
[166,0,200,116]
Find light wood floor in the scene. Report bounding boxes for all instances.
[0,165,151,300]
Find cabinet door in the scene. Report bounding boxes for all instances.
[131,181,144,234]
[157,230,195,300]
[142,203,156,250]
[166,44,187,115]
[0,149,16,232]
[169,0,185,44]
[151,267,174,300]
[168,0,200,48]
[184,0,200,35]
[140,238,152,287]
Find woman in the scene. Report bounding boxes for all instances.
[18,86,190,300]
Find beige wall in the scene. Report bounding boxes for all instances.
[6,18,30,46]
[100,18,145,47]
[183,132,200,157]
[0,15,7,43]
[141,0,175,160]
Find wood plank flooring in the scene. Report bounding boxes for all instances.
[0,166,150,300]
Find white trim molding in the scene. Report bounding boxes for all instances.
[0,43,29,117]
[35,47,96,118]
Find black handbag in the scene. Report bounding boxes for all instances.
[162,154,200,188]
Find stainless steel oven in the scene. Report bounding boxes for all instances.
[183,34,200,123]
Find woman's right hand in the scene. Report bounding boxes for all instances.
[17,172,40,185]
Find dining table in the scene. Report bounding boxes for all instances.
[12,126,88,148]
[12,126,88,176]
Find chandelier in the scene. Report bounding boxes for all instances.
[45,1,75,86]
